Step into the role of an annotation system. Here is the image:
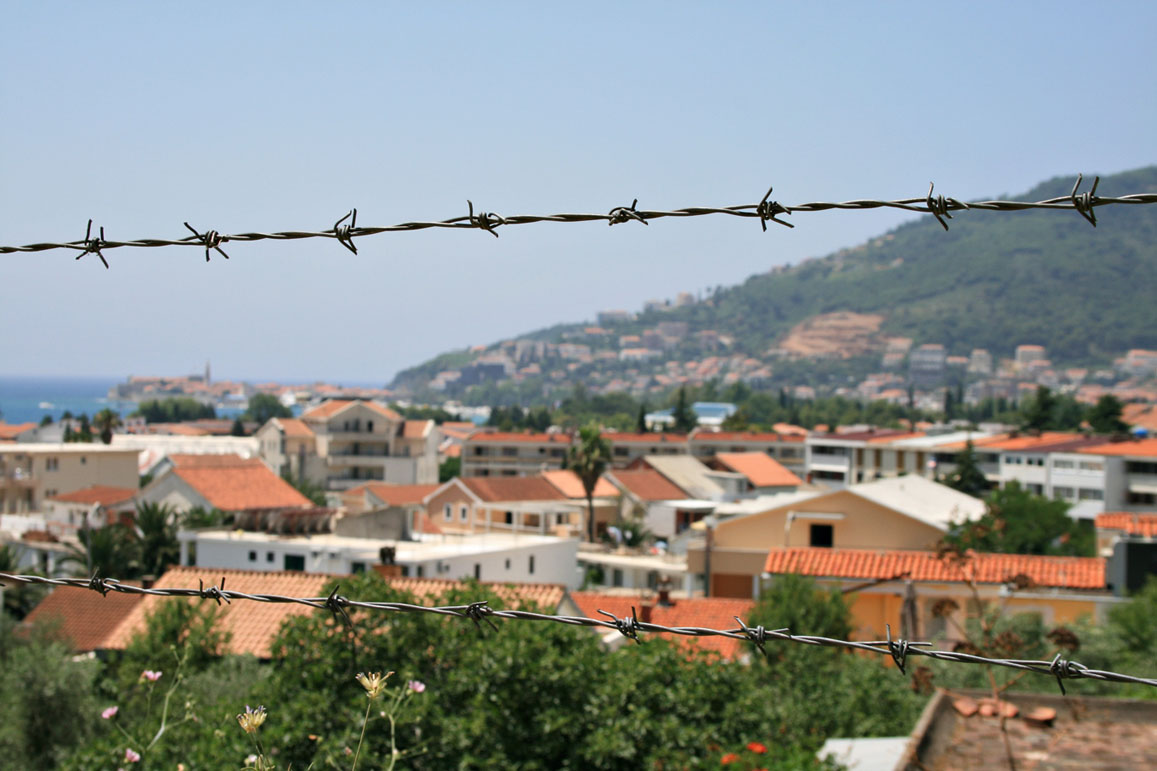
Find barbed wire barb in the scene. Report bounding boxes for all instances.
[183,222,230,262]
[332,209,359,254]
[1071,173,1100,227]
[75,219,109,269]
[2,571,1155,691]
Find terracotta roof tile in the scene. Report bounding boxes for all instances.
[692,430,805,443]
[763,547,1106,590]
[172,464,311,511]
[460,476,567,503]
[301,399,401,422]
[274,418,314,438]
[167,453,263,468]
[22,585,144,652]
[606,470,687,501]
[540,470,619,499]
[48,485,138,506]
[0,422,38,440]
[467,431,572,444]
[1096,512,1157,537]
[572,592,754,658]
[605,432,688,444]
[102,567,331,657]
[359,483,440,506]
[712,453,802,488]
[402,420,431,439]
[1079,437,1157,457]
[377,574,567,611]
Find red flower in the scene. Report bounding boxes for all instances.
[721,753,740,765]
[747,742,768,754]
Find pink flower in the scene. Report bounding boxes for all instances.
[102,706,119,720]
[124,748,141,763]
[141,670,162,682]
[407,680,426,693]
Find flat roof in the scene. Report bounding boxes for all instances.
[0,442,141,454]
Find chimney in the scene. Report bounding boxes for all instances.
[639,600,654,624]
[657,576,674,607]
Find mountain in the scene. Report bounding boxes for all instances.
[391,166,1157,400]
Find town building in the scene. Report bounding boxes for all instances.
[603,432,689,467]
[256,400,438,489]
[0,443,140,514]
[43,485,137,537]
[459,431,572,477]
[706,452,802,496]
[689,430,807,476]
[139,454,312,514]
[422,474,611,539]
[909,343,947,387]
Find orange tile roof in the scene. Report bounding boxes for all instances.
[0,421,37,440]
[460,476,567,503]
[980,432,1086,452]
[378,575,567,611]
[359,483,441,506]
[1122,403,1157,432]
[402,420,431,439]
[443,444,462,458]
[693,430,805,443]
[1095,512,1157,537]
[102,568,332,657]
[605,432,688,444]
[763,548,1106,590]
[467,431,572,444]
[301,399,401,422]
[23,585,144,652]
[540,470,619,499]
[48,485,137,506]
[275,418,314,438]
[149,423,211,436]
[1079,438,1157,457]
[712,453,802,488]
[607,470,687,501]
[167,453,263,468]
[572,592,755,659]
[171,464,311,511]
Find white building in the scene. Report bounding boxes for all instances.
[179,529,580,588]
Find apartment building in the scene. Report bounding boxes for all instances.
[459,431,572,477]
[603,432,689,467]
[1079,437,1157,513]
[0,443,140,514]
[804,429,925,488]
[688,430,807,476]
[256,400,438,489]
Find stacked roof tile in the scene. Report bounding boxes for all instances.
[572,592,755,659]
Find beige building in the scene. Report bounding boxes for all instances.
[687,475,986,598]
[689,430,808,476]
[256,400,438,490]
[460,431,572,477]
[0,443,140,514]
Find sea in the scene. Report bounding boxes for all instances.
[0,375,243,425]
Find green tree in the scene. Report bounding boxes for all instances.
[1020,386,1058,431]
[93,407,122,444]
[671,386,696,432]
[1088,394,1128,434]
[77,413,94,442]
[62,523,141,578]
[941,481,1092,556]
[635,403,648,433]
[134,398,216,423]
[230,417,247,436]
[439,456,461,482]
[747,574,853,662]
[567,424,611,543]
[134,501,179,577]
[942,440,989,498]
[281,470,327,507]
[38,414,53,427]
[243,393,292,424]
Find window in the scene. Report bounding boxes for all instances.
[366,420,374,433]
[248,550,257,562]
[809,524,834,548]
[1052,486,1075,500]
[460,504,469,522]
[474,563,481,580]
[416,565,424,578]
[1052,459,1075,470]
[80,456,86,465]
[612,569,623,587]
[504,558,511,570]
[1078,488,1104,501]
[351,562,366,574]
[266,552,274,563]
[528,555,535,575]
[502,447,518,457]
[1128,492,1157,505]
[444,503,452,521]
[284,554,305,571]
[504,511,514,525]
[1079,461,1104,472]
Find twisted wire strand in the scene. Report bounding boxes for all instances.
[3,175,1154,258]
[3,571,1153,691]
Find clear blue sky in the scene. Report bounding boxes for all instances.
[2,2,1155,384]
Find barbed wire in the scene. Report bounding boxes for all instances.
[3,571,1154,694]
[3,175,1155,267]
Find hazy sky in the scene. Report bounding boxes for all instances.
[2,2,1155,384]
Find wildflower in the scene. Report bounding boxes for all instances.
[124,748,141,763]
[721,753,739,765]
[140,670,162,682]
[407,680,426,693]
[245,754,258,766]
[102,706,119,720]
[747,741,767,754]
[355,671,392,700]
[237,705,267,734]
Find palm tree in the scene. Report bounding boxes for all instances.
[134,501,180,577]
[566,424,612,543]
[93,408,122,444]
[61,523,140,578]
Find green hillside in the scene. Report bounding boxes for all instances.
[392,166,1157,393]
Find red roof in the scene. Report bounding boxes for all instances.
[572,592,755,659]
[607,470,687,501]
[763,548,1106,590]
[167,453,263,468]
[356,483,440,506]
[467,431,572,444]
[1079,438,1157,458]
[459,476,566,503]
[402,420,431,439]
[0,422,37,440]
[712,453,802,488]
[1096,512,1157,537]
[48,485,138,506]
[23,585,144,652]
[171,464,312,511]
[540,470,619,499]
[378,574,568,611]
[693,430,805,443]
[605,432,688,444]
[102,568,332,658]
[301,399,401,422]
[275,418,314,438]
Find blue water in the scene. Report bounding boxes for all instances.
[0,375,240,425]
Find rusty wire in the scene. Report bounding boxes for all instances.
[2,175,1154,265]
[2,571,1153,694]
